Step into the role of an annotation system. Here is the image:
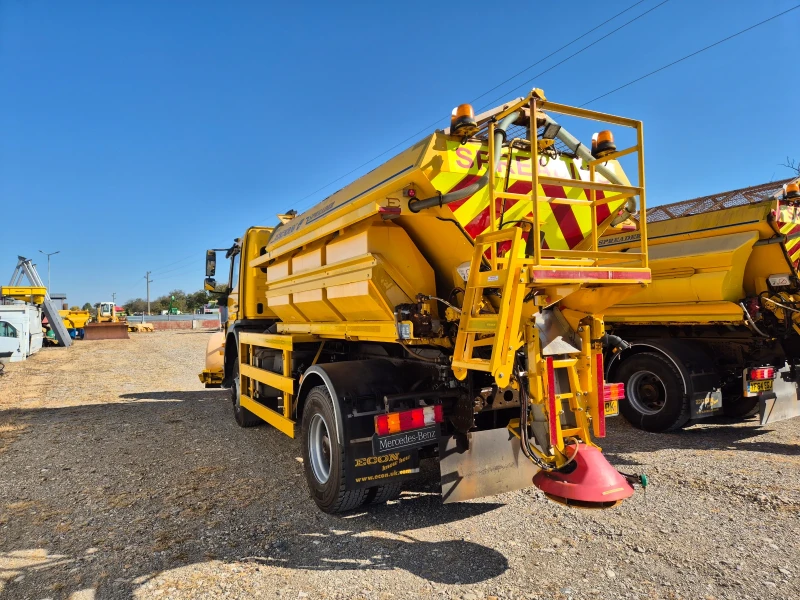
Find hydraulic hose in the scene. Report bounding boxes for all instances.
[602,333,631,352]
[408,111,522,213]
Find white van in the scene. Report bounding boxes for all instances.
[0,304,44,363]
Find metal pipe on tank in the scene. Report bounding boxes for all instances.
[408,111,522,213]
[542,115,636,225]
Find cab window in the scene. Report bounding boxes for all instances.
[0,321,18,338]
[230,251,241,290]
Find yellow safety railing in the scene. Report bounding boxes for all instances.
[485,91,648,273]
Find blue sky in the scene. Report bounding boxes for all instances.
[2,1,799,306]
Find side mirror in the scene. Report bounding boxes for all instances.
[204,277,217,292]
[205,250,216,277]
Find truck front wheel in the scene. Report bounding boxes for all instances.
[614,352,690,432]
[231,359,262,428]
[300,385,368,513]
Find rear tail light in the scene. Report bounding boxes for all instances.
[375,405,443,435]
[603,382,625,401]
[749,367,775,381]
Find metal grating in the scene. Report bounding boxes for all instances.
[474,122,575,157]
[643,179,795,223]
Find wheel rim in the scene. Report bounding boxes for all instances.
[627,370,667,415]
[308,413,332,484]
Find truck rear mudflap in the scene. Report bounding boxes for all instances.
[761,367,800,425]
[439,429,539,504]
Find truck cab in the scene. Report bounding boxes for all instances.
[199,226,275,387]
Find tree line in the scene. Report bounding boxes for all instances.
[122,289,214,315]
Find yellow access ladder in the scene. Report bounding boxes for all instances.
[451,227,528,389]
[450,89,650,463]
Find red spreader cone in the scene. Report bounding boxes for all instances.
[533,444,634,508]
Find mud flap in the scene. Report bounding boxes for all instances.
[345,442,420,490]
[439,428,539,503]
[690,389,723,419]
[761,367,800,425]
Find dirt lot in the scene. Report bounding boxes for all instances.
[0,331,798,600]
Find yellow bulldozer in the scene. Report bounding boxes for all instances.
[200,89,651,512]
[83,302,154,339]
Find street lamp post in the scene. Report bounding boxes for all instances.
[38,250,60,295]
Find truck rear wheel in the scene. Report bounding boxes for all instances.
[300,385,368,513]
[721,380,759,419]
[614,352,690,432]
[365,483,403,505]
[231,360,262,428]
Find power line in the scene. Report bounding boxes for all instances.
[150,253,196,274]
[477,0,671,112]
[467,0,649,107]
[265,0,663,218]
[151,258,203,277]
[582,4,800,106]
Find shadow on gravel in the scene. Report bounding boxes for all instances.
[249,498,508,585]
[0,394,509,598]
[119,390,226,401]
[604,418,800,459]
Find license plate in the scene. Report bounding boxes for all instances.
[748,380,773,394]
[604,401,619,416]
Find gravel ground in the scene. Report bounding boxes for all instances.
[0,330,798,600]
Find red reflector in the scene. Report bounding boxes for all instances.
[375,415,390,435]
[378,206,401,214]
[433,404,443,422]
[546,357,558,444]
[595,354,606,438]
[530,269,648,282]
[749,367,775,380]
[602,382,625,401]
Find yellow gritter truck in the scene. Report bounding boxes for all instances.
[602,178,800,432]
[200,89,651,513]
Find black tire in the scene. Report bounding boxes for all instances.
[300,385,368,513]
[613,352,690,432]
[231,359,262,428]
[364,483,403,505]
[721,380,760,419]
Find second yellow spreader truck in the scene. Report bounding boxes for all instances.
[200,89,651,513]
[602,179,800,432]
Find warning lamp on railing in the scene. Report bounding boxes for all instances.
[784,182,800,200]
[591,130,617,159]
[450,104,479,138]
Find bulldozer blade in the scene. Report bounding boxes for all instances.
[439,428,539,503]
[84,322,130,340]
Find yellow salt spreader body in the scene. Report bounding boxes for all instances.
[201,89,651,513]
[602,179,800,431]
